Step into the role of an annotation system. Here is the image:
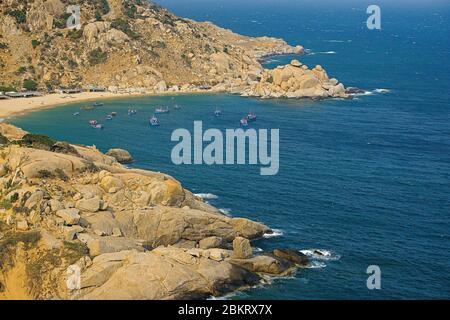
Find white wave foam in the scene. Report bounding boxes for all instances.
[263,228,284,238]
[309,51,337,55]
[194,193,218,200]
[219,208,232,216]
[300,249,341,261]
[306,261,327,269]
[374,88,390,93]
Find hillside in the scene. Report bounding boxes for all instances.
[0,0,304,93]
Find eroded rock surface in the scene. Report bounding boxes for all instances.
[0,124,307,300]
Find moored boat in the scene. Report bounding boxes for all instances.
[73,112,80,116]
[154,106,170,114]
[89,120,98,125]
[106,115,113,120]
[128,109,137,115]
[93,102,104,107]
[214,108,222,117]
[92,124,104,130]
[240,117,249,127]
[149,115,159,126]
[247,112,257,122]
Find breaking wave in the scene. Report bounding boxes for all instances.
[194,193,219,200]
[219,208,232,216]
[263,228,284,238]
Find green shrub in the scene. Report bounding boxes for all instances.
[6,9,26,24]
[37,170,54,179]
[17,66,27,74]
[88,48,108,65]
[111,18,139,39]
[0,42,8,50]
[0,198,12,210]
[20,133,56,150]
[31,39,40,48]
[0,85,16,92]
[23,79,38,91]
[68,29,83,40]
[55,168,69,182]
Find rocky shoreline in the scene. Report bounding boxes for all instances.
[0,123,311,300]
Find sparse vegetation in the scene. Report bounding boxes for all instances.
[0,85,16,92]
[0,231,41,269]
[37,170,55,179]
[68,29,83,40]
[111,18,140,39]
[16,66,27,75]
[6,9,26,24]
[20,133,55,150]
[0,42,8,49]
[23,79,38,91]
[31,39,40,48]
[0,198,13,210]
[55,168,69,182]
[88,48,108,65]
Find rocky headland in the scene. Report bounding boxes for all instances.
[0,0,353,100]
[0,123,310,300]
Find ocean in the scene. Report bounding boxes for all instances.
[10,0,450,299]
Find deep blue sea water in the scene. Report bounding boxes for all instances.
[10,0,450,299]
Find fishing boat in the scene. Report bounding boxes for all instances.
[240,117,249,127]
[106,115,113,120]
[149,115,159,126]
[154,106,169,114]
[174,104,181,110]
[93,102,104,107]
[246,112,257,122]
[214,108,222,117]
[81,105,95,110]
[88,120,98,126]
[110,112,117,117]
[92,124,104,130]
[128,109,137,115]
[72,112,80,116]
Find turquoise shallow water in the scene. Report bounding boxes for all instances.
[10,0,450,299]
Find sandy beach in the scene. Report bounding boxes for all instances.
[0,91,155,120]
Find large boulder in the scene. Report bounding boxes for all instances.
[199,236,224,250]
[232,237,252,259]
[273,249,309,267]
[56,208,81,225]
[106,149,133,164]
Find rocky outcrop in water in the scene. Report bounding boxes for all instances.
[0,123,310,300]
[240,60,349,99]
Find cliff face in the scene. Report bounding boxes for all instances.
[0,0,303,92]
[0,124,309,300]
